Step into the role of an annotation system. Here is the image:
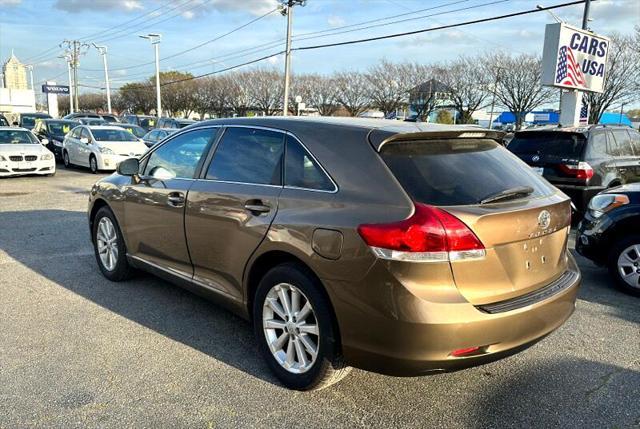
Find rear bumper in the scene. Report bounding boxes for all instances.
[554,185,604,213]
[328,254,581,376]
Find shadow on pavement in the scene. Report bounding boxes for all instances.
[0,209,278,386]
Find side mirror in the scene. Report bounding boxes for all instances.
[117,158,139,176]
[80,137,89,144]
[41,138,49,145]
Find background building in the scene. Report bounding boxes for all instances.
[0,51,36,118]
[3,51,28,90]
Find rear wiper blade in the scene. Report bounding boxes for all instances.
[480,186,534,205]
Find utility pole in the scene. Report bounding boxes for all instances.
[58,54,74,113]
[61,40,88,111]
[280,0,305,116]
[139,33,162,118]
[25,65,34,90]
[93,44,112,113]
[581,0,591,29]
[487,67,503,130]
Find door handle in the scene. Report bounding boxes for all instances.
[167,192,185,207]
[244,200,271,214]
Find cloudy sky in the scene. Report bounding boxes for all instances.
[0,0,637,94]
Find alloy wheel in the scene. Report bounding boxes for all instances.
[96,217,118,271]
[262,283,319,374]
[90,157,98,173]
[617,244,640,289]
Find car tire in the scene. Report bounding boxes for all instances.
[608,234,640,297]
[63,151,71,168]
[92,206,133,282]
[253,263,351,391]
[89,155,98,174]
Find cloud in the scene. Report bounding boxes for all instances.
[182,10,195,20]
[206,0,279,16]
[327,15,346,28]
[54,0,143,13]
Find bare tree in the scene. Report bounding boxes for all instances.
[294,74,338,116]
[439,56,492,124]
[488,53,554,129]
[245,68,283,116]
[225,72,252,117]
[334,71,371,117]
[365,61,415,116]
[585,32,640,123]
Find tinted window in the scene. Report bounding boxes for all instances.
[0,130,39,144]
[382,139,553,206]
[144,128,213,179]
[586,131,608,158]
[611,130,634,156]
[508,132,586,159]
[206,127,284,185]
[285,136,334,191]
[91,129,138,142]
[20,116,37,128]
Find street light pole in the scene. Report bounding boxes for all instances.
[280,0,305,116]
[140,33,162,118]
[59,54,74,113]
[487,67,502,130]
[93,44,112,113]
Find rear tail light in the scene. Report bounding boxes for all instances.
[559,162,594,180]
[357,203,485,262]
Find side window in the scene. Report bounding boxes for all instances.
[71,127,81,138]
[586,132,608,159]
[629,130,640,155]
[612,130,634,156]
[148,130,159,141]
[157,119,166,128]
[144,128,213,179]
[81,128,91,140]
[284,135,335,191]
[206,127,284,185]
[606,131,621,156]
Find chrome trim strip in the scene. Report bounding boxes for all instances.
[475,269,579,314]
[193,178,282,188]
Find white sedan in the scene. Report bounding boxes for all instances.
[63,125,148,174]
[0,127,56,177]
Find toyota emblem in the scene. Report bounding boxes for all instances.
[538,210,551,229]
[532,155,540,162]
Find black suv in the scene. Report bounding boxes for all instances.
[508,125,640,213]
[156,117,195,129]
[122,114,157,131]
[32,119,81,159]
[576,183,640,296]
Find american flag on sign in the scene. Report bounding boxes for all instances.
[556,46,586,88]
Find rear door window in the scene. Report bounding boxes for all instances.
[206,127,284,185]
[284,135,335,191]
[629,130,640,155]
[611,129,634,156]
[381,139,553,206]
[586,131,608,159]
[508,132,586,160]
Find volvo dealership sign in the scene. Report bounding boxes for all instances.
[541,23,610,93]
[41,84,70,94]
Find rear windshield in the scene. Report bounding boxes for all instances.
[381,139,553,206]
[92,129,138,142]
[508,132,586,159]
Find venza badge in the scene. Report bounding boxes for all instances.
[538,210,551,229]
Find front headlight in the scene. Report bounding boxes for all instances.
[588,194,630,218]
[99,146,115,155]
[0,155,5,161]
[41,153,54,160]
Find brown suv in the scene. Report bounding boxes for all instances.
[88,117,581,390]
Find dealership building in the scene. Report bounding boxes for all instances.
[0,51,36,118]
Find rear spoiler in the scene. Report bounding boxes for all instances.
[369,129,506,152]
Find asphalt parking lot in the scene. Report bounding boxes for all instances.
[1,166,639,429]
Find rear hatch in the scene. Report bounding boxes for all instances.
[376,133,572,305]
[508,131,589,186]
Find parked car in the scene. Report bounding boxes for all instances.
[32,119,81,159]
[141,127,177,147]
[99,114,120,123]
[63,125,147,174]
[87,118,580,390]
[111,123,147,139]
[576,183,640,296]
[79,118,107,126]
[0,114,9,127]
[16,112,52,130]
[508,125,640,213]
[156,117,195,129]
[122,114,157,131]
[64,112,102,121]
[0,127,55,177]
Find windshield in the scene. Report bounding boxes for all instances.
[20,117,37,128]
[177,121,194,128]
[47,121,77,137]
[139,118,156,128]
[121,125,146,138]
[0,130,39,145]
[381,139,553,206]
[508,132,586,159]
[91,129,139,142]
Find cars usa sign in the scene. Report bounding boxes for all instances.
[541,23,610,93]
